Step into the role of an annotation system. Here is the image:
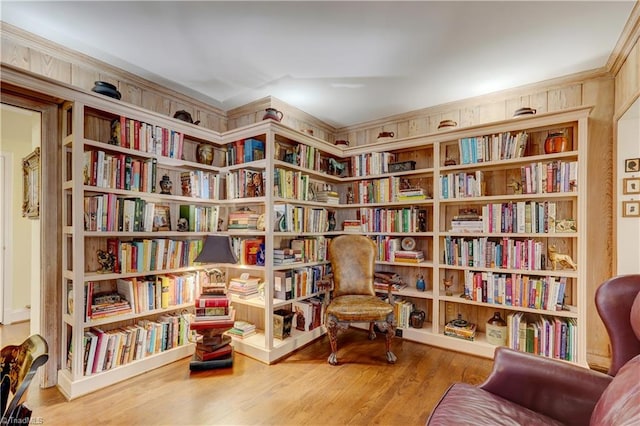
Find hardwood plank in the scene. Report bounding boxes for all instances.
[13,326,493,425]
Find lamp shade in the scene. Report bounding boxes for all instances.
[194,235,238,264]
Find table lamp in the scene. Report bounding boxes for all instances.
[194,235,238,293]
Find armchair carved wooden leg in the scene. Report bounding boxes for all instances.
[368,322,377,340]
[375,313,397,364]
[326,316,349,365]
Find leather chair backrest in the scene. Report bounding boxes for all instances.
[328,235,376,297]
[595,274,640,376]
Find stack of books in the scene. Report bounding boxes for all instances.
[374,271,407,292]
[342,220,362,232]
[189,295,235,371]
[228,208,260,230]
[444,315,477,341]
[273,248,302,265]
[315,190,340,204]
[450,211,483,233]
[226,320,257,339]
[396,188,427,202]
[227,275,261,299]
[392,250,425,264]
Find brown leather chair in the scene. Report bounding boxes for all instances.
[427,274,640,426]
[322,234,396,365]
[1,334,49,424]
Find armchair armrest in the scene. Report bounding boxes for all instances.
[480,347,612,426]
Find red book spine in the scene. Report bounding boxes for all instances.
[195,297,230,308]
[196,345,232,361]
[189,319,234,330]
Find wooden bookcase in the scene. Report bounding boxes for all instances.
[59,100,226,399]
[60,99,593,398]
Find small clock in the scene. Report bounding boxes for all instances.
[401,237,416,251]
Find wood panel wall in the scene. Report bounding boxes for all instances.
[0,23,227,132]
[2,5,639,373]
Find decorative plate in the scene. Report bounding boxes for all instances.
[401,237,416,251]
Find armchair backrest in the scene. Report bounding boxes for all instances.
[1,334,49,421]
[328,235,376,297]
[595,274,640,376]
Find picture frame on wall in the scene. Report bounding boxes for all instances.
[22,147,40,219]
[622,200,640,218]
[624,158,640,173]
[623,177,640,194]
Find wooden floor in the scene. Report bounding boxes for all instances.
[2,322,494,425]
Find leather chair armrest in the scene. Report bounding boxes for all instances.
[480,347,612,426]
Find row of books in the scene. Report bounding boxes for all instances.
[273,168,313,201]
[394,299,417,329]
[479,201,563,234]
[358,207,428,233]
[109,116,184,159]
[85,273,199,321]
[440,171,484,199]
[519,160,578,195]
[443,236,547,271]
[104,237,203,274]
[457,131,529,164]
[78,313,189,376]
[507,313,578,361]
[348,176,421,204]
[83,151,158,194]
[226,138,265,166]
[374,271,407,292]
[84,195,166,233]
[274,204,332,233]
[275,142,323,172]
[461,272,567,311]
[225,169,265,199]
[179,170,220,199]
[178,205,219,233]
[350,151,396,177]
[273,265,329,300]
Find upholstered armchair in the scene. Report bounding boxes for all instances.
[427,274,640,426]
[1,334,49,424]
[320,234,396,365]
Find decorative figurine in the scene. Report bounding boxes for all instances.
[96,249,115,273]
[159,174,173,195]
[327,211,337,231]
[346,186,354,204]
[443,275,454,296]
[416,274,426,292]
[508,178,523,194]
[548,244,577,270]
[177,218,189,232]
[294,307,306,331]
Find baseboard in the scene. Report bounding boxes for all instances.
[4,307,30,324]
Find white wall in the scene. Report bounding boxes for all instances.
[0,103,40,324]
[616,98,640,274]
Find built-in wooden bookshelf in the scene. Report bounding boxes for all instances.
[60,100,226,399]
[61,98,594,398]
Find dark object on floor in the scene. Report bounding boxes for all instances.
[427,274,640,426]
[319,234,396,365]
[91,81,122,100]
[1,334,49,424]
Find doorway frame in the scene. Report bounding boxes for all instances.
[1,87,61,388]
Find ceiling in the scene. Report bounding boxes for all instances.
[0,1,636,128]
